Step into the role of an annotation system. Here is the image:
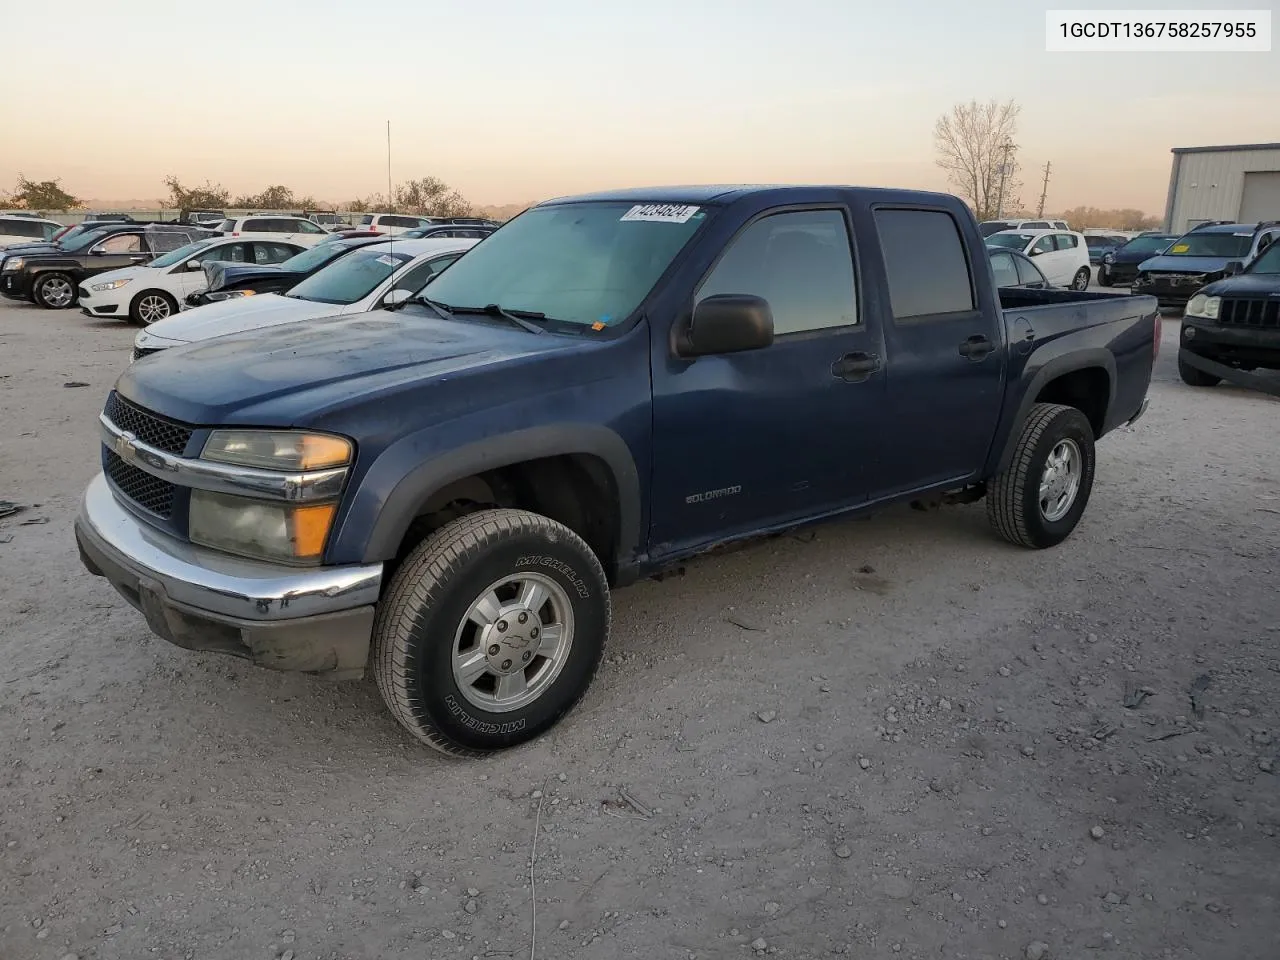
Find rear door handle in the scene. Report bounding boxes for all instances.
[831,351,881,382]
[958,335,995,360]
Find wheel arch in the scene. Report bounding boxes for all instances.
[992,351,1115,476]
[343,424,643,582]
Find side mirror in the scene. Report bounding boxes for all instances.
[382,288,413,308]
[1223,260,1243,276]
[676,294,774,357]
[1028,248,1043,257]
[187,260,202,270]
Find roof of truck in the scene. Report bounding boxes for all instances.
[539,184,961,206]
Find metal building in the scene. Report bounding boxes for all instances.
[1164,142,1280,232]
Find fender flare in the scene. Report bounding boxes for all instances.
[357,423,643,567]
[993,350,1116,475]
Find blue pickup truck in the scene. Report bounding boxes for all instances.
[75,185,1158,755]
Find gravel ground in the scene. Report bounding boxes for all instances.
[1,293,1278,960]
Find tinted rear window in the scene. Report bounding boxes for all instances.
[875,209,975,319]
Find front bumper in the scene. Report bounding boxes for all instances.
[78,287,124,317]
[75,473,382,679]
[1132,274,1214,309]
[1,271,32,299]
[1181,317,1280,368]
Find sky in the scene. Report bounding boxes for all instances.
[2,0,1276,214]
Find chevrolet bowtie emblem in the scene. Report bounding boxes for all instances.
[114,430,137,457]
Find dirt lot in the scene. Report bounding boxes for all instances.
[1,295,1278,960]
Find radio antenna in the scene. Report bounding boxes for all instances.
[386,120,393,261]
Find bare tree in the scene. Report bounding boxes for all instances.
[934,99,1022,221]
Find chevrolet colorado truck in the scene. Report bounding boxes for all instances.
[74,185,1158,756]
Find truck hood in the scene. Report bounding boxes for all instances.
[117,308,592,425]
[141,293,345,344]
[1197,273,1280,298]
[1138,254,1233,274]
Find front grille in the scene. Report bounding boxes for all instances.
[1219,298,1280,329]
[104,449,176,518]
[103,391,193,455]
[131,347,163,362]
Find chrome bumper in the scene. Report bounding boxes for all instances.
[74,473,382,678]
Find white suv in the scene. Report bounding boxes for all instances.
[985,229,1092,289]
[980,218,1070,238]
[214,215,331,246]
[357,213,435,236]
[0,214,61,248]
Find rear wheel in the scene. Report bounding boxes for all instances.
[130,290,178,326]
[987,402,1096,549]
[1070,267,1091,291]
[1178,352,1220,387]
[372,508,610,756]
[33,272,76,309]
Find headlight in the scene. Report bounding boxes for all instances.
[1102,253,1114,264]
[3,257,24,271]
[1185,295,1220,320]
[91,278,132,292]
[205,289,255,302]
[202,429,353,471]
[189,490,337,563]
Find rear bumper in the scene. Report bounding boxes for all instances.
[1125,397,1149,427]
[75,473,382,678]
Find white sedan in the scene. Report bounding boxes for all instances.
[79,236,305,325]
[131,237,477,358]
[985,229,1092,290]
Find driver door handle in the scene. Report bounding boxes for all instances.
[831,351,881,382]
[958,335,994,360]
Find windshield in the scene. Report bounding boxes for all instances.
[150,237,219,268]
[279,243,344,272]
[421,201,709,326]
[1247,240,1280,274]
[986,232,1033,250]
[60,226,118,251]
[1120,236,1174,255]
[1163,232,1253,258]
[285,248,412,304]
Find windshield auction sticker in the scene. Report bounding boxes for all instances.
[620,204,700,223]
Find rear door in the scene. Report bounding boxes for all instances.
[649,206,887,551]
[871,206,1005,494]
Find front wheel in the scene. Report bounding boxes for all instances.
[1178,352,1220,387]
[1096,267,1112,287]
[1070,267,1091,291]
[33,272,76,309]
[130,290,178,326]
[372,508,610,756]
[987,402,1096,549]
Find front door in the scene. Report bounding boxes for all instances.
[649,208,887,555]
[1026,233,1060,283]
[871,206,1005,494]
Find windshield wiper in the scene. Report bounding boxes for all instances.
[396,294,455,318]
[450,303,546,334]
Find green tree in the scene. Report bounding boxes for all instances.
[394,176,473,217]
[163,176,231,211]
[10,175,82,211]
[233,184,296,209]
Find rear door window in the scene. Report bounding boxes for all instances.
[874,208,975,319]
[1054,234,1078,251]
[254,242,299,264]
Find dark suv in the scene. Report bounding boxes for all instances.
[1177,234,1280,386]
[1132,221,1280,310]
